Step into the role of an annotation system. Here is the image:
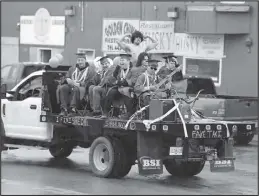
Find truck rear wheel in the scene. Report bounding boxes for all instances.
[89,136,131,178]
[49,144,73,158]
[234,133,254,145]
[111,138,132,178]
[164,160,205,177]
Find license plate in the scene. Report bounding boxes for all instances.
[169,147,183,155]
[210,159,235,172]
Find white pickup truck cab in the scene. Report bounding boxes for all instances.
[1,70,53,142]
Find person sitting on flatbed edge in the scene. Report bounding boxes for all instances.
[88,55,115,115]
[57,52,97,116]
[102,53,135,119]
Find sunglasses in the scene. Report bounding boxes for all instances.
[150,67,157,71]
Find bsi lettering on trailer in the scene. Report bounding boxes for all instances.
[139,156,162,170]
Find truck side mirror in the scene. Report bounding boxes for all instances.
[1,84,7,98]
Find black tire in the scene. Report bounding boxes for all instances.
[164,159,205,177]
[234,133,255,145]
[89,136,132,178]
[49,144,73,158]
[89,136,119,178]
[111,138,132,178]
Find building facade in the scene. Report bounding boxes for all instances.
[1,1,258,97]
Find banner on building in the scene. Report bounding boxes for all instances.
[172,33,224,58]
[139,21,175,53]
[102,18,140,53]
[20,8,65,46]
[101,18,224,57]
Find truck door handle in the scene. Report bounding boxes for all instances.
[30,105,37,110]
[3,104,6,116]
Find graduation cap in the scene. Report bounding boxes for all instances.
[98,55,109,62]
[75,52,87,59]
[119,53,132,58]
[147,59,161,67]
[162,54,178,61]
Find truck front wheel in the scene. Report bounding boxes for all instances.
[164,159,205,177]
[49,144,73,158]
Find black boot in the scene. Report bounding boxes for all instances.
[92,111,102,117]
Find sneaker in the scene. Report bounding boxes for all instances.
[59,108,68,116]
[100,115,108,119]
[70,107,77,113]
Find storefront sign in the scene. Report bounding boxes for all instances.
[139,21,175,53]
[102,18,224,57]
[102,18,140,52]
[173,33,224,57]
[20,8,65,46]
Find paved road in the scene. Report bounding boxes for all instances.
[1,136,258,195]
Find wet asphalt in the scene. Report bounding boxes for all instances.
[1,135,258,195]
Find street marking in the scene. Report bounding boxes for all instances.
[2,179,88,195]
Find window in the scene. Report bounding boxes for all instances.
[22,65,45,79]
[183,57,222,87]
[38,49,51,63]
[1,65,12,81]
[17,76,43,100]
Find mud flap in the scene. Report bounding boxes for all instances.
[210,138,235,172]
[137,131,163,176]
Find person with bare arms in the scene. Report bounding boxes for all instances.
[116,31,158,66]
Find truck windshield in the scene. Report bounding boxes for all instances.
[22,65,45,79]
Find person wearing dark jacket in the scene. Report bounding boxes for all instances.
[89,56,115,115]
[157,54,181,81]
[102,53,135,119]
[57,52,97,115]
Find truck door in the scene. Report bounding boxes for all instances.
[2,75,53,141]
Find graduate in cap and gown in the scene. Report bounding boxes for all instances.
[134,59,168,106]
[57,52,97,115]
[102,53,136,119]
[157,54,187,95]
[89,55,116,115]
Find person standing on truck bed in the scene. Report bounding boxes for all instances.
[116,31,158,67]
[57,52,98,115]
[134,59,169,106]
[102,53,135,119]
